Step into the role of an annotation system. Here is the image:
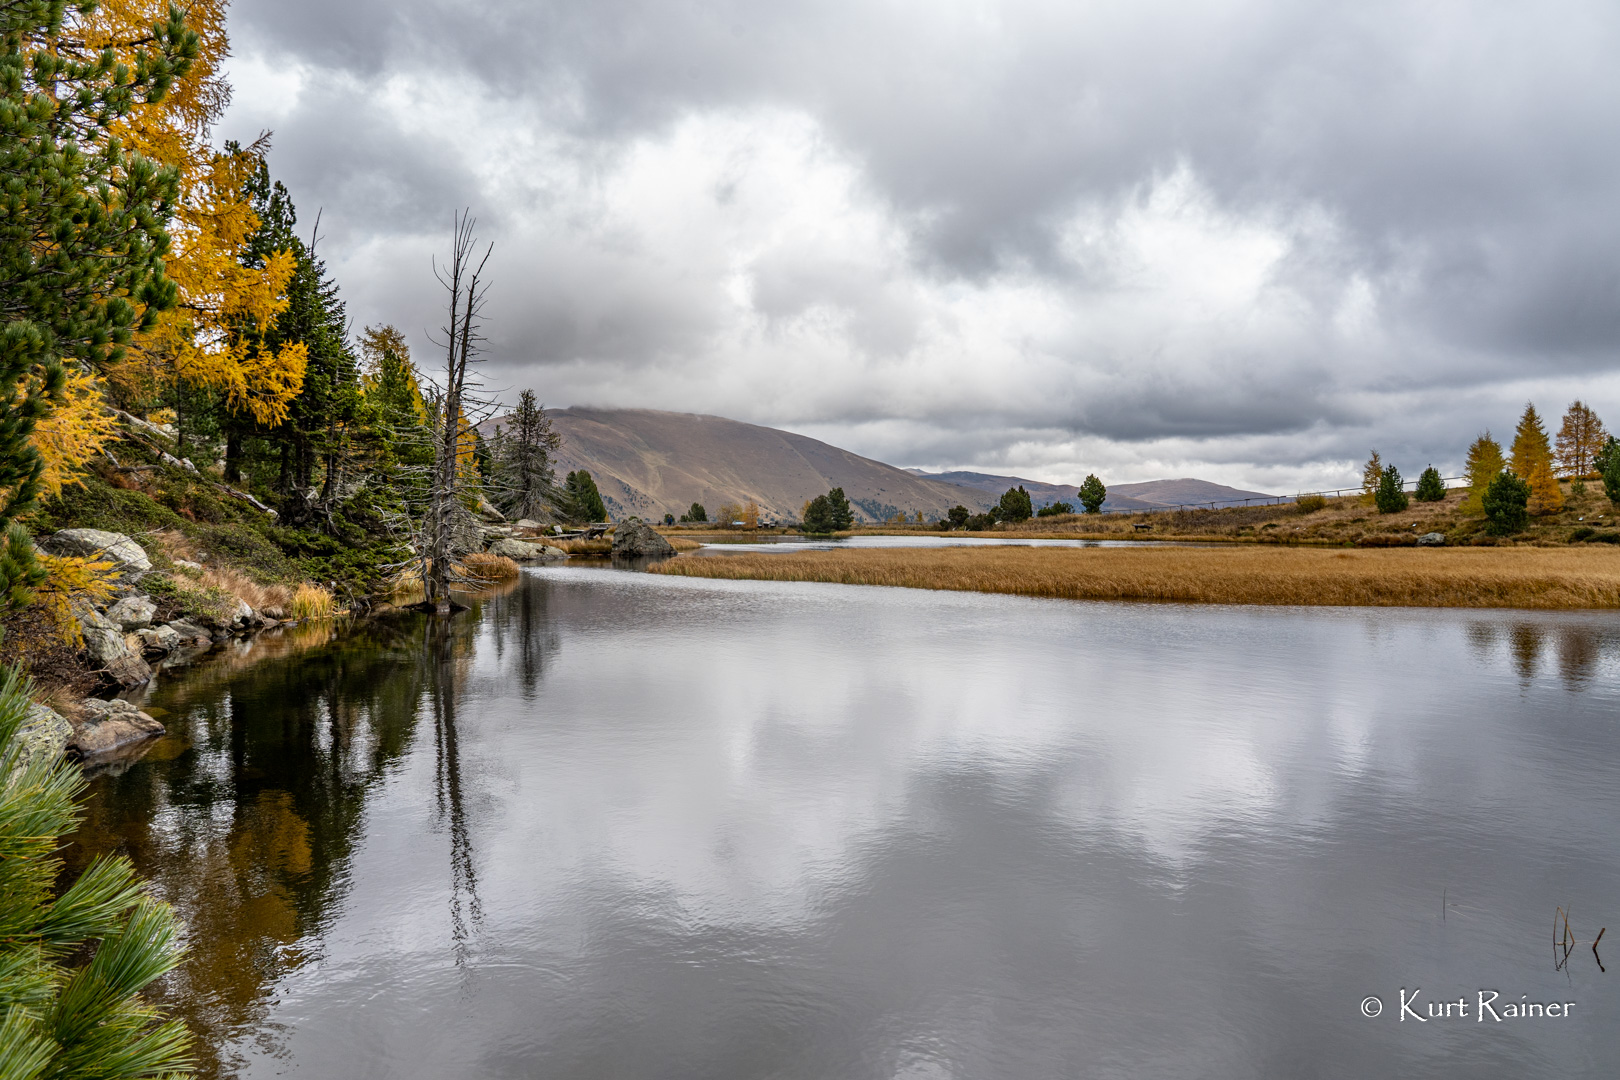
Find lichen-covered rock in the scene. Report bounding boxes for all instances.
[68,698,164,757]
[77,609,151,688]
[41,529,151,587]
[11,703,72,773]
[611,517,676,557]
[477,498,507,523]
[164,619,211,645]
[137,624,182,654]
[106,595,157,631]
[487,538,567,561]
[1417,532,1447,547]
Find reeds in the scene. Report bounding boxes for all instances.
[651,545,1620,610]
[287,583,338,620]
[459,552,521,583]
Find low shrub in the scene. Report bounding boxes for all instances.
[1571,526,1596,542]
[1295,494,1328,514]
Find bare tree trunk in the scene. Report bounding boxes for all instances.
[420,213,494,612]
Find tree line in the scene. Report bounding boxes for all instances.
[1363,400,1617,534]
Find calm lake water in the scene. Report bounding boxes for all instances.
[696,534,1175,553]
[70,567,1620,1078]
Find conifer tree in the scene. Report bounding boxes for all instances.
[1361,450,1383,503]
[998,485,1033,522]
[1510,403,1552,479]
[0,665,193,1077]
[1554,400,1607,478]
[1603,440,1620,507]
[1462,432,1505,512]
[1,2,195,609]
[1414,466,1446,502]
[1375,464,1409,513]
[491,390,563,521]
[1482,471,1531,535]
[1078,474,1107,514]
[826,487,854,529]
[1527,455,1564,515]
[562,471,608,523]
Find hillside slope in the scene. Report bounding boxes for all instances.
[908,471,1274,511]
[500,408,998,523]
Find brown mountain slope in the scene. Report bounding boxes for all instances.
[488,407,998,523]
[912,471,1273,510]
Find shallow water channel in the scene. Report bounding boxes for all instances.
[70,566,1620,1078]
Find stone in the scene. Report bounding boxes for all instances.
[174,558,203,571]
[41,529,151,587]
[76,608,151,688]
[611,517,676,557]
[487,538,566,561]
[514,519,542,531]
[230,597,255,630]
[106,595,157,631]
[164,619,212,645]
[137,624,182,654]
[11,703,72,773]
[68,698,164,757]
[1417,532,1446,547]
[477,498,507,523]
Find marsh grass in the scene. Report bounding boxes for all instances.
[288,583,338,620]
[460,553,521,583]
[651,545,1620,609]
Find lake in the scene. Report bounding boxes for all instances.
[70,566,1620,1078]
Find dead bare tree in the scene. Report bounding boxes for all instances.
[414,212,495,611]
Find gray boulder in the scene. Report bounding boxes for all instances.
[41,529,151,587]
[68,698,164,757]
[164,619,212,645]
[1417,532,1447,547]
[11,703,72,774]
[612,517,676,557]
[137,624,182,655]
[487,538,567,561]
[106,595,157,631]
[77,609,151,688]
[477,498,507,523]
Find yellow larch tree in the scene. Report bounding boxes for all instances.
[1511,403,1563,514]
[1554,400,1607,478]
[82,0,307,429]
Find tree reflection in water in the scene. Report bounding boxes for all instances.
[60,580,526,1080]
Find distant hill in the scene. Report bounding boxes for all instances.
[479,406,1275,522]
[906,471,1274,512]
[483,407,999,523]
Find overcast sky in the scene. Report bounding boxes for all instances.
[220,0,1620,491]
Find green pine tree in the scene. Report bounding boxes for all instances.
[563,470,608,522]
[1078,474,1107,514]
[1414,466,1446,502]
[826,487,854,529]
[998,485,1033,522]
[0,665,194,1077]
[1375,465,1409,513]
[0,4,196,609]
[1482,471,1531,535]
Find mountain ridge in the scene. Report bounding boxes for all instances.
[481,407,1273,522]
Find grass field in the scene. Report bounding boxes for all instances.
[649,544,1620,609]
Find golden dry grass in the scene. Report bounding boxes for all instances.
[459,552,521,583]
[288,583,338,620]
[197,566,293,618]
[549,537,612,555]
[650,545,1620,609]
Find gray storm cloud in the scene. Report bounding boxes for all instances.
[219,0,1620,489]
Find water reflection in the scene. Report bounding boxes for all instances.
[64,573,1620,1079]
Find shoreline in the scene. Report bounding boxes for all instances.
[648,544,1620,610]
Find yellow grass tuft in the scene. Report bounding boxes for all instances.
[651,545,1620,610]
[288,583,338,620]
[459,552,521,584]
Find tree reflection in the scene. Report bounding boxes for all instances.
[63,614,445,1079]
